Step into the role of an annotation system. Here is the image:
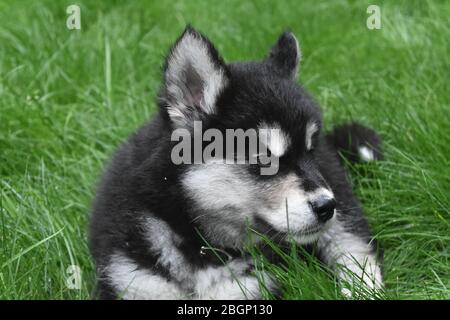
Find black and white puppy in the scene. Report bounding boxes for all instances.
[89,26,383,299]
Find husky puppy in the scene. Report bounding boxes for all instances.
[89,26,383,299]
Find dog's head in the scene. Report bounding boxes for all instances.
[159,27,336,247]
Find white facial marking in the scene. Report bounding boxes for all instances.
[182,163,254,212]
[308,187,334,202]
[258,177,334,242]
[181,163,254,247]
[183,161,336,246]
[260,177,311,233]
[305,122,318,150]
[358,146,375,162]
[258,123,290,157]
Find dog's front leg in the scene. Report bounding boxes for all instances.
[317,216,383,297]
[193,259,272,300]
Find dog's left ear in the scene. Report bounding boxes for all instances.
[265,31,301,79]
[160,26,228,126]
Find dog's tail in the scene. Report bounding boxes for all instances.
[325,122,382,163]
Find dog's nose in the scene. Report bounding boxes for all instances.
[310,197,336,222]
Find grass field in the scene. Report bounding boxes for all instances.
[1,0,449,299]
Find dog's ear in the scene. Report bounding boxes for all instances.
[265,31,300,79]
[160,26,228,126]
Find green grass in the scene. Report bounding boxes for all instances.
[1,0,449,299]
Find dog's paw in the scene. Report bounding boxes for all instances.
[195,272,262,300]
[338,256,383,299]
[226,275,263,300]
[193,258,259,299]
[193,257,279,299]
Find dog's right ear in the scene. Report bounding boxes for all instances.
[159,26,228,126]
